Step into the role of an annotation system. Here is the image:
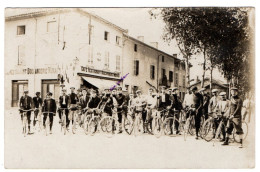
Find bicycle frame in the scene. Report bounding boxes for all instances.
[20,109,33,137]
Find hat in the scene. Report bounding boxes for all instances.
[92,89,97,93]
[117,86,122,91]
[219,92,226,96]
[70,87,75,89]
[82,87,87,91]
[231,87,238,91]
[190,86,198,91]
[62,88,67,91]
[168,88,172,91]
[160,86,166,89]
[212,89,218,93]
[24,90,29,93]
[48,92,53,96]
[36,92,40,95]
[199,88,206,92]
[136,90,141,93]
[172,87,178,91]
[77,88,82,92]
[129,93,134,96]
[152,93,157,96]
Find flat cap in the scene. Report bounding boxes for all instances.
[172,87,178,91]
[231,87,238,91]
[219,92,226,96]
[190,86,198,91]
[212,89,219,93]
[136,90,142,93]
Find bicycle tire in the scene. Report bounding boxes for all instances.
[124,115,134,135]
[134,114,143,137]
[188,117,196,136]
[83,115,91,135]
[203,119,215,142]
[153,117,163,138]
[88,117,98,136]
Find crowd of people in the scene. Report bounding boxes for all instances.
[18,84,253,148]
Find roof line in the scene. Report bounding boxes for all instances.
[5,8,128,33]
[124,34,181,62]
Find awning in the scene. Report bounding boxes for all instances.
[81,76,117,90]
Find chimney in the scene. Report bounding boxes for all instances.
[150,42,158,49]
[137,36,144,42]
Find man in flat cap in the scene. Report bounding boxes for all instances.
[190,86,203,139]
[158,86,171,112]
[58,88,70,128]
[115,86,126,133]
[19,90,34,134]
[200,88,210,120]
[32,92,43,130]
[170,87,182,134]
[214,92,230,142]
[222,87,244,148]
[68,87,79,129]
[133,90,147,133]
[42,92,57,134]
[208,89,219,115]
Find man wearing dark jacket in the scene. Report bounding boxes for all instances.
[158,86,171,111]
[171,87,182,134]
[115,87,126,132]
[33,92,43,128]
[42,92,57,134]
[19,90,34,133]
[58,88,70,128]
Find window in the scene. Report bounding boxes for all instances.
[18,45,25,65]
[116,36,121,45]
[116,55,120,71]
[134,60,139,76]
[183,75,186,87]
[104,52,110,69]
[47,21,56,32]
[162,68,166,78]
[150,65,155,79]
[42,80,60,101]
[175,62,179,70]
[17,25,26,35]
[169,71,173,82]
[104,31,110,41]
[12,80,28,107]
[134,44,137,52]
[162,56,164,62]
[175,73,179,87]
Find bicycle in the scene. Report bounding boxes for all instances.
[42,112,54,136]
[163,109,183,137]
[202,112,221,142]
[152,109,168,138]
[59,108,68,135]
[124,108,135,135]
[88,108,101,136]
[183,107,197,141]
[213,114,248,146]
[33,108,42,132]
[99,108,120,137]
[19,109,33,137]
[132,106,145,137]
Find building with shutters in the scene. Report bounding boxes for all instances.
[5,8,187,109]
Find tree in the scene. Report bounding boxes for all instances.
[149,8,252,95]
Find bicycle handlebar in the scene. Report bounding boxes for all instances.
[42,112,55,114]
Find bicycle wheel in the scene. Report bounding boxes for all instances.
[188,117,196,136]
[124,115,134,135]
[203,119,215,142]
[233,121,248,143]
[83,115,91,135]
[105,116,120,136]
[23,115,27,137]
[72,113,77,134]
[183,118,190,141]
[146,118,154,135]
[153,117,163,138]
[88,117,98,135]
[163,117,175,137]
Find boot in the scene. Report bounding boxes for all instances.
[222,137,229,145]
[239,139,243,148]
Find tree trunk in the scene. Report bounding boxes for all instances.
[201,46,206,88]
[210,67,213,95]
[184,56,190,88]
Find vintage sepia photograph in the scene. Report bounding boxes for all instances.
[4,7,255,169]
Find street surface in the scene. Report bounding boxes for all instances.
[5,108,255,169]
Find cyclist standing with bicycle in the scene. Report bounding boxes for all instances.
[171,87,183,135]
[215,92,230,142]
[199,88,210,120]
[42,92,57,134]
[190,86,203,140]
[58,88,70,129]
[115,87,126,133]
[32,92,42,130]
[222,87,244,148]
[19,90,34,134]
[68,87,79,129]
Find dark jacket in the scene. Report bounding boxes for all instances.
[230,96,242,118]
[19,96,34,110]
[80,94,90,109]
[172,94,182,110]
[33,96,43,108]
[158,93,171,109]
[88,96,101,109]
[42,98,57,114]
[59,95,70,108]
[69,93,78,104]
[193,93,203,111]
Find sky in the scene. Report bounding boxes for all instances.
[5,8,226,83]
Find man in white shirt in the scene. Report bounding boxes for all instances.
[208,89,219,115]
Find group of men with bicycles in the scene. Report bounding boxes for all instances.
[18,83,247,148]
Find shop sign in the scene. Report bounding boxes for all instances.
[6,67,58,75]
[81,66,120,78]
